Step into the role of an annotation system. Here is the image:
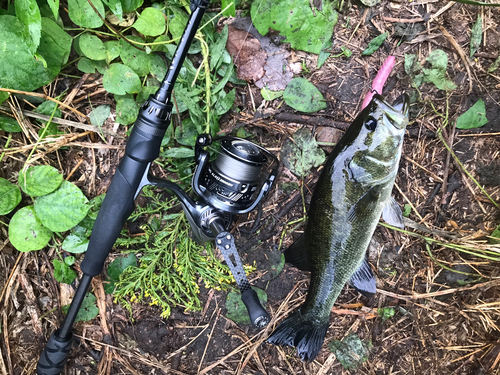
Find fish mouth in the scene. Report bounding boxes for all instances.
[373,94,410,130]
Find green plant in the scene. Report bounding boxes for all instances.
[362,32,388,56]
[6,165,90,253]
[405,50,457,90]
[113,210,234,318]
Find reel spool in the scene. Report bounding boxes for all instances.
[193,135,279,215]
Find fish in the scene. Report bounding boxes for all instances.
[267,93,410,361]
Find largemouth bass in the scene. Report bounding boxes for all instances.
[268,94,410,361]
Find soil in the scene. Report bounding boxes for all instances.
[2,1,500,375]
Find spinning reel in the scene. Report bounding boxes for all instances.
[141,134,279,326]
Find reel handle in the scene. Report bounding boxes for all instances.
[241,288,270,328]
[36,331,73,375]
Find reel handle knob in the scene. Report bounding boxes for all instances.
[36,330,73,375]
[241,288,270,328]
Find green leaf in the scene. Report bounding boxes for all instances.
[0,92,9,106]
[38,123,63,140]
[328,334,372,370]
[221,0,236,17]
[36,101,62,118]
[65,256,76,266]
[280,127,325,177]
[340,46,352,58]
[488,55,500,73]
[62,233,89,253]
[169,7,188,40]
[422,50,456,90]
[225,288,267,325]
[121,0,144,13]
[149,54,167,81]
[270,254,285,278]
[79,33,107,61]
[404,54,421,75]
[0,16,57,91]
[378,307,395,321]
[46,0,59,19]
[456,99,488,129]
[212,63,234,94]
[115,95,139,125]
[89,105,110,127]
[214,88,235,116]
[161,147,195,158]
[18,165,63,197]
[103,63,141,95]
[0,178,21,215]
[105,254,137,293]
[133,7,165,36]
[108,254,137,280]
[490,224,500,245]
[34,180,89,232]
[426,49,448,70]
[102,0,123,20]
[76,194,104,235]
[68,0,104,28]
[119,36,152,76]
[136,85,159,105]
[362,32,388,56]
[53,258,77,284]
[261,87,284,101]
[175,119,198,147]
[77,57,96,73]
[38,17,72,77]
[0,116,22,132]
[105,40,121,63]
[15,0,42,53]
[470,15,482,58]
[63,293,99,322]
[450,0,500,6]
[283,78,327,113]
[210,24,228,71]
[403,204,411,217]
[93,59,108,74]
[317,39,332,68]
[251,0,338,54]
[8,206,53,251]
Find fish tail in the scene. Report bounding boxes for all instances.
[267,311,329,362]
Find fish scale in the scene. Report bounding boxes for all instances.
[268,93,410,361]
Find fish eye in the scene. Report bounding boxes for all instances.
[365,117,377,131]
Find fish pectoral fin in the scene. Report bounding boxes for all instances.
[347,185,381,225]
[284,234,311,272]
[382,196,404,229]
[349,258,376,298]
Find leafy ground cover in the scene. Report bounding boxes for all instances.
[1,0,500,374]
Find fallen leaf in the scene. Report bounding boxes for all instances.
[224,25,267,82]
[229,17,294,90]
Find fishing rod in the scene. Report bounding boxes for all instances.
[37,1,278,373]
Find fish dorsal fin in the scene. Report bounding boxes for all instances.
[349,257,376,298]
[382,196,404,229]
[347,185,381,225]
[284,234,311,272]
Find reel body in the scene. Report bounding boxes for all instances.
[193,134,279,215]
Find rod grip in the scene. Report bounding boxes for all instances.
[241,288,270,328]
[36,330,73,375]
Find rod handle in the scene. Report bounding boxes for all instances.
[36,330,73,375]
[241,288,270,328]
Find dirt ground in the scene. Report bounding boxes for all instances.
[2,1,500,374]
